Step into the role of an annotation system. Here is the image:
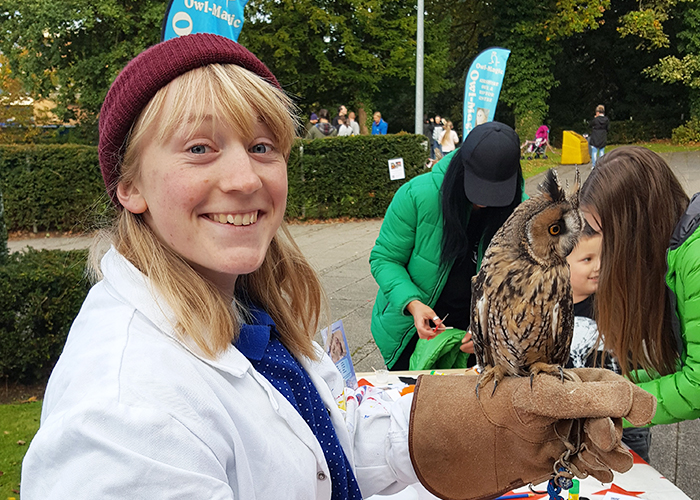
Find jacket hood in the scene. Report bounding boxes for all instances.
[316,122,335,136]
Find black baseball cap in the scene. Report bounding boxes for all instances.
[461,122,521,207]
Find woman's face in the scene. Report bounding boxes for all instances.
[117,95,288,295]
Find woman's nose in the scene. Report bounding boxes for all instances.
[218,148,263,194]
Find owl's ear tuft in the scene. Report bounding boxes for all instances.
[538,168,566,203]
[565,167,581,209]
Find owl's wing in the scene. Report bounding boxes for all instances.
[551,282,575,367]
[470,272,489,368]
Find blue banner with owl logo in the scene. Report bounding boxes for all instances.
[162,0,248,42]
[462,47,511,137]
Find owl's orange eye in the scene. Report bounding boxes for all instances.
[549,224,561,235]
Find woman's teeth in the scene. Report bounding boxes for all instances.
[209,211,258,226]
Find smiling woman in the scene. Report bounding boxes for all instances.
[117,66,290,301]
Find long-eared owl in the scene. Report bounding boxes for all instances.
[471,168,584,394]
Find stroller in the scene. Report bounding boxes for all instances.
[520,125,550,160]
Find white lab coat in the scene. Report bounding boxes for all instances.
[21,248,418,499]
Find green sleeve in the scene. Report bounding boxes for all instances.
[369,181,425,314]
[635,237,700,425]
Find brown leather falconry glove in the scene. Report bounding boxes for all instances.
[408,368,656,500]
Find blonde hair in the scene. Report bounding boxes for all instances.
[91,64,325,360]
[440,120,454,146]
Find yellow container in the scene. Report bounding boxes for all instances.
[561,130,591,165]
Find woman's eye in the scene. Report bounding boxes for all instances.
[250,143,272,154]
[190,144,208,154]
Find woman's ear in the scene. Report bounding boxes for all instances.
[116,181,148,214]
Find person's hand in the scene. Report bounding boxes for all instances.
[408,368,656,500]
[459,330,474,354]
[406,300,443,340]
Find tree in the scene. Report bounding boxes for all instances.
[637,1,700,117]
[493,0,609,138]
[548,0,688,133]
[0,53,33,127]
[239,0,452,131]
[425,0,610,139]
[0,0,164,135]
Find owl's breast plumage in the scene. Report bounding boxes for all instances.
[475,255,573,376]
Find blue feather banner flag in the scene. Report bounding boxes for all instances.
[161,0,248,42]
[462,47,511,137]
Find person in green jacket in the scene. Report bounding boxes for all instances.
[370,122,526,370]
[580,146,700,455]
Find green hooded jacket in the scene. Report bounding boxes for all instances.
[632,193,700,425]
[369,150,526,369]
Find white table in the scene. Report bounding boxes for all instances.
[358,370,691,500]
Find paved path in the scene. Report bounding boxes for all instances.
[7,151,700,498]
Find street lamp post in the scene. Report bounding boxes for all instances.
[415,0,424,136]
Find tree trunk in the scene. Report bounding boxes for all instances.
[356,103,370,135]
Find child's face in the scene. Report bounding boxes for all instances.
[118,97,287,295]
[566,234,602,301]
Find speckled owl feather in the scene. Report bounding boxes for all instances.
[470,168,584,393]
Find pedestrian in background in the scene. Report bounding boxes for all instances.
[338,115,354,136]
[589,104,609,167]
[439,120,459,155]
[305,112,319,134]
[432,115,443,159]
[424,116,436,160]
[348,111,361,136]
[332,105,348,130]
[371,111,388,135]
[306,108,338,139]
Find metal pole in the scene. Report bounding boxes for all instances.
[415,0,424,135]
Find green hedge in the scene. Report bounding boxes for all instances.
[672,118,700,145]
[0,249,90,383]
[0,124,97,145]
[0,189,7,264]
[0,144,108,232]
[0,136,429,232]
[287,134,429,219]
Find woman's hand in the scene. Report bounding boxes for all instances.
[406,300,443,340]
[460,330,475,354]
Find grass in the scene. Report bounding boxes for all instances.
[0,402,41,500]
[519,140,700,180]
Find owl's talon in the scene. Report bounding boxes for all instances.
[476,365,506,398]
[529,362,571,387]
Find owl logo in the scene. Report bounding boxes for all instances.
[471,168,584,396]
[476,108,489,125]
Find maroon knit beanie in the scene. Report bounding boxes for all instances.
[98,33,280,206]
